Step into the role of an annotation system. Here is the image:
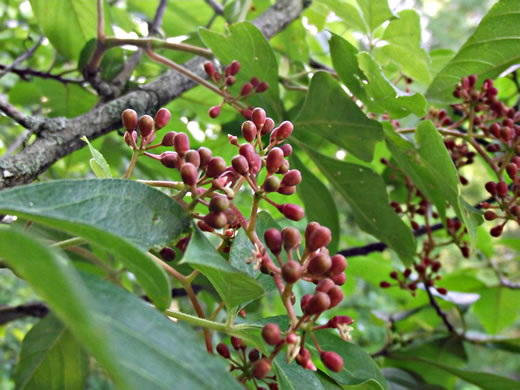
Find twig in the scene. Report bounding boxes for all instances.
[3,129,31,158]
[0,65,83,84]
[0,36,44,80]
[0,94,35,129]
[0,302,49,325]
[424,284,456,333]
[205,0,224,15]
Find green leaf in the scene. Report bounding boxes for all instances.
[293,71,383,162]
[329,34,426,119]
[29,0,109,60]
[0,230,242,390]
[34,79,97,118]
[15,315,89,390]
[427,0,520,102]
[374,10,431,85]
[355,0,395,33]
[396,355,520,390]
[199,22,282,120]
[271,19,309,63]
[321,0,367,33]
[415,121,480,244]
[273,354,325,390]
[297,144,415,265]
[0,179,192,309]
[291,153,340,254]
[81,136,112,178]
[473,287,520,334]
[0,228,131,389]
[181,226,264,308]
[311,331,388,389]
[382,367,444,390]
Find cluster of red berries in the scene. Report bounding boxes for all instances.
[203,60,269,119]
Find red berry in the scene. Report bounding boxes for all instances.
[209,105,221,118]
[282,227,301,250]
[300,294,312,312]
[252,359,272,379]
[206,157,227,177]
[490,225,503,237]
[154,108,171,130]
[181,163,198,186]
[306,291,331,314]
[266,147,285,174]
[241,121,257,142]
[256,81,269,92]
[278,185,296,195]
[264,175,281,192]
[262,118,275,135]
[390,271,399,279]
[305,222,320,243]
[248,348,260,362]
[316,278,335,293]
[209,195,229,212]
[281,144,293,157]
[276,121,294,140]
[198,147,212,168]
[278,203,304,221]
[506,163,518,179]
[229,60,240,75]
[159,247,176,262]
[160,151,179,169]
[216,343,230,358]
[484,210,497,221]
[162,131,177,146]
[185,150,200,168]
[204,61,215,77]
[262,323,281,345]
[329,255,347,276]
[282,260,302,284]
[320,351,343,373]
[240,82,254,96]
[239,143,257,165]
[264,228,282,255]
[124,130,137,148]
[437,287,448,295]
[328,286,344,308]
[281,170,302,187]
[231,155,249,175]
[307,226,332,251]
[204,211,228,229]
[173,133,190,155]
[138,115,154,138]
[331,272,346,285]
[497,181,508,197]
[252,107,266,129]
[308,253,332,276]
[380,281,391,288]
[122,109,138,132]
[230,336,243,350]
[408,282,417,291]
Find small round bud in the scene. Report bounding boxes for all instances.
[331,272,346,285]
[437,287,448,295]
[204,61,215,77]
[225,75,236,86]
[282,260,302,284]
[216,343,230,358]
[281,170,302,187]
[300,294,312,312]
[252,107,266,129]
[230,336,243,350]
[277,159,290,174]
[263,175,281,192]
[124,130,137,148]
[390,271,399,279]
[266,147,285,174]
[278,203,304,221]
[185,150,201,168]
[329,255,347,276]
[248,349,260,362]
[485,181,497,196]
[241,108,253,120]
[231,155,250,175]
[197,220,214,232]
[209,105,221,118]
[281,144,293,157]
[250,77,260,87]
[181,163,198,186]
[162,131,177,146]
[256,81,269,93]
[206,157,227,177]
[204,211,228,229]
[229,60,240,75]
[160,151,179,169]
[490,224,503,237]
[173,133,190,155]
[506,163,518,180]
[264,228,282,255]
[278,185,296,195]
[306,291,331,314]
[198,147,212,168]
[262,118,275,135]
[209,195,229,213]
[138,115,154,138]
[316,278,335,293]
[511,205,520,218]
[282,227,301,250]
[431,261,441,272]
[159,247,176,262]
[240,82,254,96]
[252,359,272,379]
[154,108,171,130]
[308,252,332,276]
[380,281,391,288]
[305,222,320,243]
[307,226,332,251]
[122,109,138,132]
[241,121,257,142]
[328,286,344,308]
[497,181,509,197]
[484,210,497,221]
[276,121,294,140]
[408,282,417,291]
[320,351,343,373]
[262,323,281,346]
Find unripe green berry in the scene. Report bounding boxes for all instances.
[262,323,281,346]
[282,260,302,284]
[122,109,138,132]
[264,175,281,192]
[209,195,229,213]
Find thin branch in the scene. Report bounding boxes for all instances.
[0,36,44,80]
[424,284,456,333]
[0,302,49,325]
[0,94,36,129]
[0,65,83,84]
[205,0,224,15]
[3,129,31,158]
[104,37,212,58]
